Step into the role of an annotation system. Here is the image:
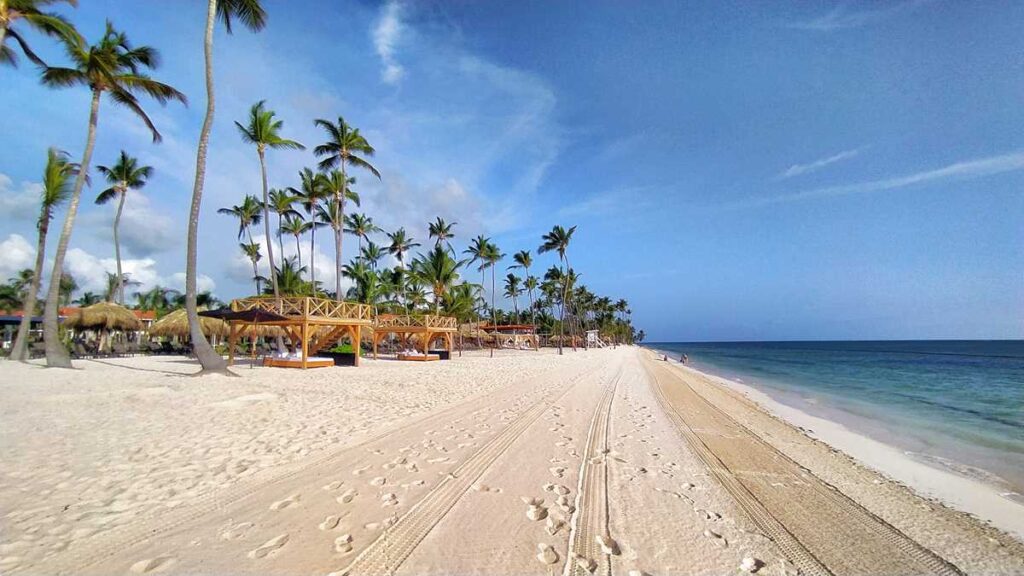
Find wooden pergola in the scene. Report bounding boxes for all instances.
[372,314,457,359]
[226,296,373,369]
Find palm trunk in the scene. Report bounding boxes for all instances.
[184,0,230,374]
[9,209,51,362]
[335,162,346,301]
[556,259,566,356]
[43,90,101,368]
[294,233,302,270]
[258,148,280,300]
[252,256,260,294]
[309,224,316,295]
[276,213,285,268]
[113,189,126,304]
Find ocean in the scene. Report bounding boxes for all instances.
[644,341,1024,499]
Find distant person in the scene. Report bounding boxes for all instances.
[681,354,688,364]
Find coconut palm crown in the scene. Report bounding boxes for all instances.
[95,150,152,305]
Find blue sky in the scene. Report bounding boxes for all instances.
[1,0,1021,341]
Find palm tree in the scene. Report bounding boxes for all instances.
[463,234,492,341]
[267,188,298,261]
[386,228,419,315]
[134,285,179,315]
[103,272,140,303]
[345,212,379,260]
[313,117,380,300]
[0,0,78,67]
[279,214,308,271]
[217,194,262,245]
[240,241,261,293]
[483,242,504,327]
[319,170,358,300]
[538,225,576,354]
[428,217,456,251]
[40,21,185,368]
[74,291,100,306]
[509,250,536,328]
[503,273,522,323]
[360,241,385,270]
[95,150,152,305]
[289,168,328,294]
[272,256,309,296]
[9,148,80,362]
[235,99,304,303]
[184,0,266,374]
[411,245,464,314]
[524,275,538,325]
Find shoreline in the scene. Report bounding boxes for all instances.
[666,359,1024,541]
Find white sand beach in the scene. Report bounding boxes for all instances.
[1,348,1022,575]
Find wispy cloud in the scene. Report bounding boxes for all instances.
[373,1,405,85]
[786,1,929,32]
[778,147,863,179]
[729,150,1024,209]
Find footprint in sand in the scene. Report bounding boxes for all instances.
[220,521,255,540]
[129,556,176,574]
[337,488,358,504]
[248,534,289,559]
[269,493,301,511]
[573,553,598,573]
[334,534,353,554]
[549,467,566,479]
[522,497,548,521]
[703,529,728,548]
[319,515,343,531]
[322,480,344,491]
[596,534,620,555]
[537,543,559,565]
[370,476,387,487]
[472,483,502,493]
[381,493,399,507]
[352,465,371,476]
[546,515,566,535]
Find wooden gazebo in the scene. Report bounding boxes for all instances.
[481,324,540,350]
[372,314,457,359]
[226,296,373,369]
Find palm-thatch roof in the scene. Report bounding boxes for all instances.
[148,308,229,338]
[64,302,143,331]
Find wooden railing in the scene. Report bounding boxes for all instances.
[375,314,458,331]
[231,296,373,322]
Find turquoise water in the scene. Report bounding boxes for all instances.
[645,341,1024,497]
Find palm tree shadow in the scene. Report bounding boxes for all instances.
[84,357,186,376]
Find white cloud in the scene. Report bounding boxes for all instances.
[167,272,216,295]
[778,147,863,179]
[729,150,1024,209]
[84,191,177,257]
[0,234,36,282]
[786,1,930,32]
[373,1,405,85]
[0,173,42,221]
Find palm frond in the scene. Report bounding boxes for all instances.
[94,187,119,205]
[40,65,86,87]
[217,0,268,34]
[109,88,162,142]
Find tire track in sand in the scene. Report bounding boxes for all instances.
[563,368,620,576]
[334,364,615,576]
[644,357,963,576]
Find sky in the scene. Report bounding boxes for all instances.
[0,0,1021,342]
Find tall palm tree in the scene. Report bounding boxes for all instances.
[313,117,380,300]
[217,194,262,245]
[386,228,419,315]
[103,272,139,303]
[95,150,151,305]
[240,241,261,294]
[509,250,536,328]
[411,245,464,315]
[463,234,492,340]
[9,148,80,362]
[40,21,185,368]
[279,214,308,271]
[134,285,178,315]
[428,217,456,251]
[288,168,327,294]
[503,273,522,322]
[185,0,266,374]
[73,291,100,306]
[538,224,576,354]
[524,275,538,326]
[235,99,304,302]
[267,188,298,261]
[344,212,379,260]
[483,242,504,327]
[0,0,78,67]
[319,170,358,300]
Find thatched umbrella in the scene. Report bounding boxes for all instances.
[149,308,228,339]
[64,302,143,352]
[65,302,142,331]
